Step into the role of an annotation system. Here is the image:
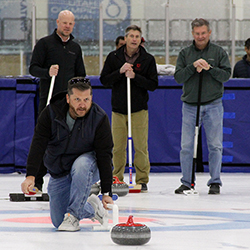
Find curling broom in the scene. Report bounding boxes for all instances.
[127,77,141,193]
[9,75,56,201]
[183,72,203,195]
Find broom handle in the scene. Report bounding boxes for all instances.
[191,72,203,188]
[46,75,56,106]
[193,72,203,158]
[127,77,133,184]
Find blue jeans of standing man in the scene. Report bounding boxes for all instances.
[180,98,223,188]
[47,151,100,228]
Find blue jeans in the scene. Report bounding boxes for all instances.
[47,151,100,228]
[180,99,223,188]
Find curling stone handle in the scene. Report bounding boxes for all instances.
[107,204,119,226]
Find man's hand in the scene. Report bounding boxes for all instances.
[49,64,59,77]
[193,59,210,73]
[102,195,114,210]
[120,63,133,74]
[21,176,35,194]
[125,69,135,79]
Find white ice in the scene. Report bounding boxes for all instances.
[0,172,250,250]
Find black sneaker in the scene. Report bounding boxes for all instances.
[175,184,190,194]
[140,183,148,193]
[208,184,220,194]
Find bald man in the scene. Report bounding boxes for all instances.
[29,10,86,192]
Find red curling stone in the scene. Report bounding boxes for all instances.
[111,215,151,245]
[112,176,129,197]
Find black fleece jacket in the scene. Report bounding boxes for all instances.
[26,92,113,193]
[100,45,158,114]
[29,29,86,111]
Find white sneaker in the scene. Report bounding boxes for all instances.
[58,213,80,232]
[87,194,107,224]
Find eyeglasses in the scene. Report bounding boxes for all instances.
[69,78,91,86]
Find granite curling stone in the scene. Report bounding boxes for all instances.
[89,183,100,196]
[111,215,151,245]
[112,176,129,197]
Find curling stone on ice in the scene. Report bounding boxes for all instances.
[112,176,129,197]
[111,215,151,245]
[89,183,100,196]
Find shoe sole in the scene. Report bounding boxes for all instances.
[58,226,80,232]
[175,189,190,194]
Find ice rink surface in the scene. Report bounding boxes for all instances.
[0,172,250,250]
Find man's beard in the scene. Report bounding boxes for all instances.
[68,101,92,119]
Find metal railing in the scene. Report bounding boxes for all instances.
[0,17,249,75]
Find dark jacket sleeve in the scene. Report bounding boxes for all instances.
[29,39,51,79]
[174,49,197,84]
[26,107,52,177]
[74,44,86,77]
[207,49,231,83]
[93,115,113,193]
[100,52,122,88]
